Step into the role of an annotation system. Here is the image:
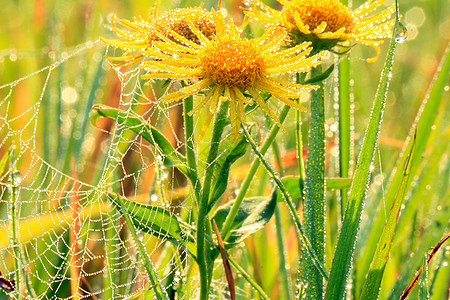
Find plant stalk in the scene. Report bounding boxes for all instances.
[301,65,326,299]
[220,104,290,239]
[9,143,21,298]
[197,100,229,300]
[183,95,202,202]
[241,126,328,280]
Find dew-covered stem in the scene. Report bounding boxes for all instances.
[197,100,229,300]
[271,141,293,300]
[9,143,21,298]
[338,57,351,220]
[220,104,290,239]
[183,95,202,202]
[228,256,270,300]
[109,194,169,300]
[296,73,307,198]
[241,126,328,281]
[301,64,326,299]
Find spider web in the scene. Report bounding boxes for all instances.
[0,39,215,299]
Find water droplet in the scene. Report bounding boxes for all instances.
[12,171,22,185]
[395,22,408,43]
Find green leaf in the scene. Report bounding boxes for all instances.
[212,193,277,248]
[325,13,400,300]
[90,104,195,183]
[275,176,303,203]
[208,134,248,211]
[303,64,335,85]
[108,193,183,243]
[275,176,352,203]
[326,177,353,190]
[359,130,416,300]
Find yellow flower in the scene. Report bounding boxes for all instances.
[101,6,216,67]
[245,0,395,62]
[141,9,323,142]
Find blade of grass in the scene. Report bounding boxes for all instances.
[8,143,21,298]
[359,130,416,299]
[400,233,449,299]
[324,6,400,299]
[228,255,270,300]
[271,141,292,300]
[62,55,104,174]
[418,255,429,300]
[356,41,450,293]
[241,125,328,280]
[108,193,169,300]
[338,55,351,220]
[220,104,290,239]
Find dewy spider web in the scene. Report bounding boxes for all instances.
[0,39,213,299]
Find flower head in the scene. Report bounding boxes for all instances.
[141,9,323,142]
[101,6,216,67]
[245,0,396,62]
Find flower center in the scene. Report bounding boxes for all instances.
[199,37,267,88]
[149,8,216,44]
[283,0,354,33]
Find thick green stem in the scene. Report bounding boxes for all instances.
[301,65,326,299]
[242,126,328,280]
[183,96,202,202]
[220,105,290,238]
[197,100,229,300]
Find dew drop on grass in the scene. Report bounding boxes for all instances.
[395,22,408,43]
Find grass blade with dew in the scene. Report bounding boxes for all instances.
[272,140,293,300]
[8,143,21,297]
[108,193,169,300]
[241,125,328,280]
[324,4,401,298]
[338,54,351,220]
[399,233,450,299]
[356,41,450,293]
[359,130,416,300]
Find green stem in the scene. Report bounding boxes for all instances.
[9,143,21,299]
[301,65,325,299]
[241,126,328,280]
[220,105,290,238]
[272,142,292,300]
[338,57,351,220]
[109,194,169,300]
[197,100,229,300]
[183,96,202,202]
[296,74,307,200]
[228,256,270,300]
